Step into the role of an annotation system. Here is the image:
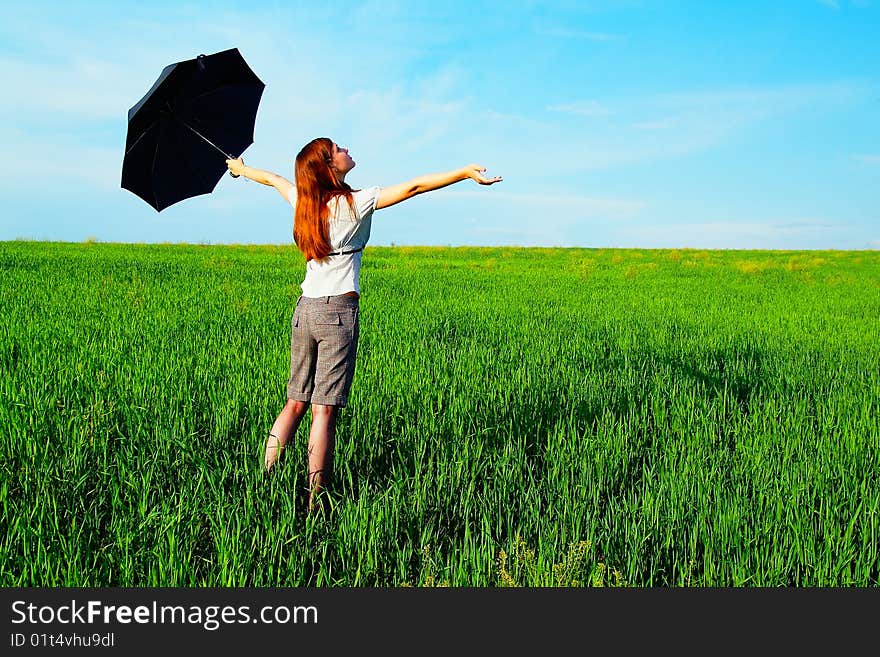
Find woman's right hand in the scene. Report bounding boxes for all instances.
[226,157,246,178]
[464,164,503,185]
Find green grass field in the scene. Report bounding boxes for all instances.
[1,241,878,586]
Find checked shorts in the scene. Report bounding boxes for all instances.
[286,294,360,407]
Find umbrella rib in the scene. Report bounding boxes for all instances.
[150,139,161,210]
[173,116,233,159]
[124,119,159,156]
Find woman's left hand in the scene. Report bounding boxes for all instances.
[464,164,503,185]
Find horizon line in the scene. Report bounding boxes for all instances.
[1,239,878,254]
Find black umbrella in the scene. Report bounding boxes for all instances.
[121,48,265,211]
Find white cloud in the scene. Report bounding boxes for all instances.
[0,55,143,121]
[818,0,873,8]
[446,189,645,220]
[632,119,675,130]
[525,81,870,174]
[619,219,850,249]
[432,189,646,247]
[0,128,121,191]
[546,101,612,117]
[534,26,625,41]
[656,84,856,120]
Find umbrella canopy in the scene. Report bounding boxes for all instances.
[121,48,265,211]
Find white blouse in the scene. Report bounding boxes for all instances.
[287,186,381,297]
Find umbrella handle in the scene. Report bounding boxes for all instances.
[228,155,240,178]
[227,153,240,178]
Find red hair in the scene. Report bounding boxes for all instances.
[293,137,356,262]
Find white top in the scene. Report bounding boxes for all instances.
[287,186,381,297]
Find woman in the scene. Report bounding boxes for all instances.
[226,138,502,512]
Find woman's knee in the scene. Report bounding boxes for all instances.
[286,398,309,415]
[310,403,339,419]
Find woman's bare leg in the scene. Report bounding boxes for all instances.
[265,398,309,472]
[307,403,339,512]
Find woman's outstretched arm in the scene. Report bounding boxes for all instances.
[226,157,294,202]
[376,164,502,210]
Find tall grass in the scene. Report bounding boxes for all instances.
[1,242,878,586]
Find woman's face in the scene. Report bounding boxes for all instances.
[330,142,355,176]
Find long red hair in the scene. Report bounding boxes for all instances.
[293,137,356,262]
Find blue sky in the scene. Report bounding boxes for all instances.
[1,0,878,249]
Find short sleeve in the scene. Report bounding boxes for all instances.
[287,187,297,208]
[354,186,381,220]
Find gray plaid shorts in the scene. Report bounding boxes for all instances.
[286,294,360,407]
